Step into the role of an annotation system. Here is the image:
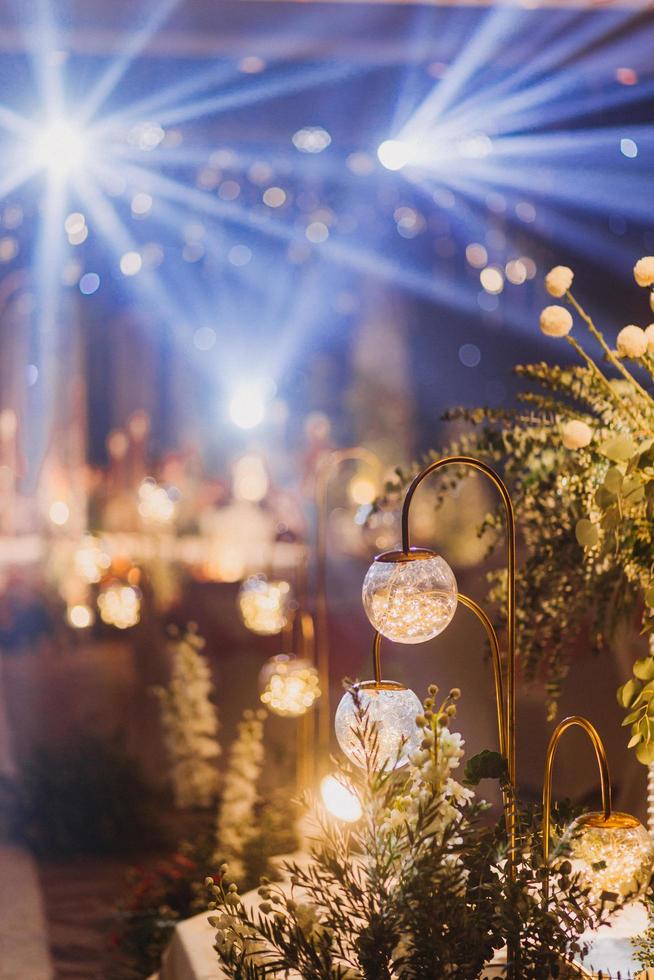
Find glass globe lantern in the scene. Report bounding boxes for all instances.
[259,654,321,717]
[557,811,654,906]
[238,576,293,636]
[97,582,141,629]
[362,548,458,644]
[335,681,423,771]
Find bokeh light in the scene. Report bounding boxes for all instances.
[320,774,362,823]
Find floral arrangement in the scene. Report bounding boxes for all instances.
[386,257,654,763]
[153,624,222,809]
[205,686,607,978]
[215,707,269,880]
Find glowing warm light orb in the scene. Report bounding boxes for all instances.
[238,576,292,636]
[377,139,412,171]
[228,380,274,430]
[31,119,88,177]
[259,655,321,717]
[480,266,505,294]
[362,551,458,644]
[97,583,141,629]
[348,475,377,506]
[49,500,70,526]
[67,603,95,629]
[74,535,111,584]
[557,812,654,906]
[335,682,423,770]
[137,478,176,524]
[320,775,362,823]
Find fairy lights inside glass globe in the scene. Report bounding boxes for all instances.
[238,576,292,636]
[362,548,458,644]
[259,655,320,717]
[335,681,423,770]
[557,812,654,906]
[97,583,141,630]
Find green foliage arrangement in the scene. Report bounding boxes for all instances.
[205,686,608,979]
[385,257,654,762]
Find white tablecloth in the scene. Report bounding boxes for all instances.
[155,883,653,980]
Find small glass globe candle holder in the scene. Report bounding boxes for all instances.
[362,548,458,644]
[335,681,423,771]
[259,654,320,717]
[238,576,293,636]
[557,811,654,906]
[97,582,141,630]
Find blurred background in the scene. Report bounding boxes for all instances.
[0,0,652,977]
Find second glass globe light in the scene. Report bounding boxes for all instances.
[335,682,423,770]
[362,549,458,644]
[557,811,654,906]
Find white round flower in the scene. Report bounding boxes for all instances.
[634,257,654,288]
[540,305,573,338]
[616,324,648,358]
[561,419,593,450]
[644,323,654,353]
[545,265,574,298]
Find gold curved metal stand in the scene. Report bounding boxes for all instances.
[541,716,613,979]
[542,715,612,871]
[400,455,517,793]
[398,455,518,976]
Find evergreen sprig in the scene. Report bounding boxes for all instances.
[382,264,654,760]
[204,686,608,978]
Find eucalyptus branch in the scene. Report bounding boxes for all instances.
[565,334,641,427]
[566,289,654,413]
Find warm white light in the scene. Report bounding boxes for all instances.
[31,119,88,177]
[137,478,176,524]
[377,139,412,171]
[49,500,70,526]
[320,774,362,823]
[67,603,94,629]
[362,554,458,644]
[335,683,423,770]
[74,535,111,584]
[557,812,654,906]
[348,475,377,506]
[120,251,142,276]
[259,655,321,717]
[228,380,273,430]
[238,576,292,636]
[97,583,141,629]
